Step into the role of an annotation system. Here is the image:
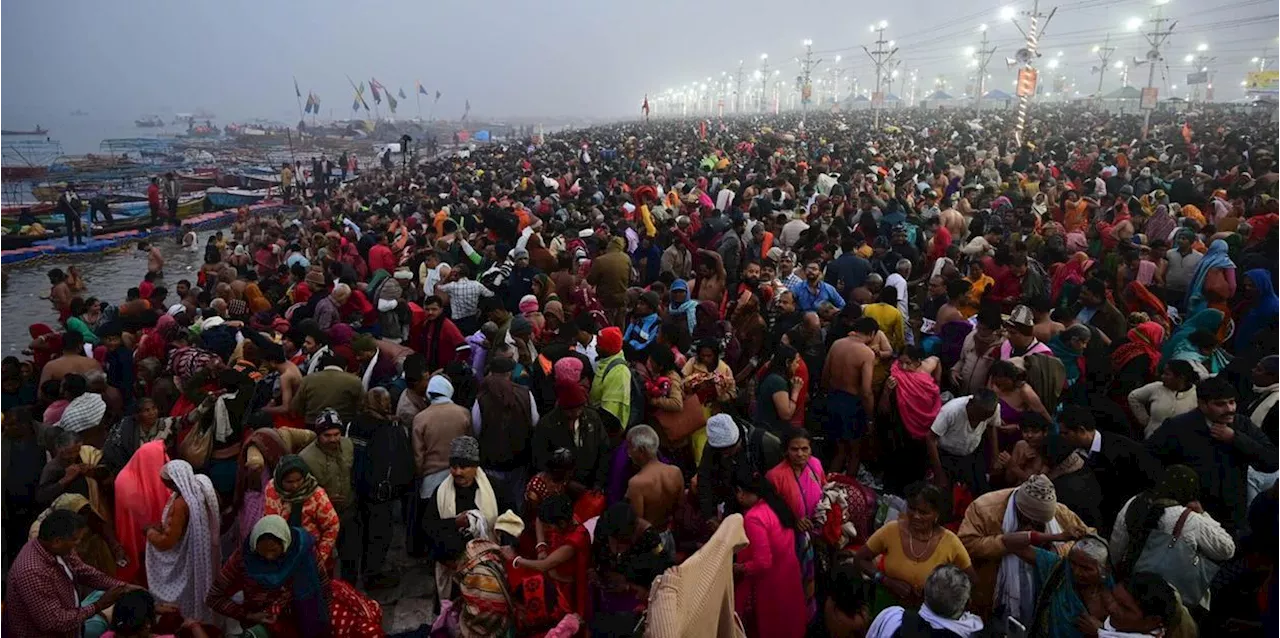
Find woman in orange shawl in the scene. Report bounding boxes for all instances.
[1121,281,1171,333]
[1063,194,1090,233]
[113,441,171,585]
[243,280,271,314]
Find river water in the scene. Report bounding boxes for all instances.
[1,233,209,356]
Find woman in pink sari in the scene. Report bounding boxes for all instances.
[884,347,944,494]
[734,469,807,638]
[113,441,171,585]
[766,429,826,620]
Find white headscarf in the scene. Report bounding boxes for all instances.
[146,460,221,623]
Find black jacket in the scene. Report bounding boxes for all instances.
[532,406,610,490]
[349,414,414,503]
[1084,431,1164,533]
[1147,411,1279,535]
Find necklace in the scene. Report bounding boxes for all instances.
[903,526,938,561]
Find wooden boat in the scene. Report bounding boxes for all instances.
[207,187,268,209]
[1,126,48,136]
[1,165,48,179]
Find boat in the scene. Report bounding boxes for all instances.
[135,116,165,128]
[207,187,269,209]
[1,126,48,136]
[1,165,48,179]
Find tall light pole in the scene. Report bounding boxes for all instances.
[735,60,745,113]
[862,20,898,127]
[1091,33,1116,96]
[758,53,770,113]
[799,39,823,127]
[1007,0,1057,147]
[1138,0,1176,140]
[973,24,997,105]
[1184,44,1216,103]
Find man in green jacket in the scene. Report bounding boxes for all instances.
[590,327,631,427]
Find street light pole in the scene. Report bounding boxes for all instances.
[862,20,898,127]
[974,25,997,105]
[799,39,823,127]
[759,54,770,113]
[1010,0,1056,147]
[735,60,745,114]
[1140,2,1176,140]
[1092,33,1116,96]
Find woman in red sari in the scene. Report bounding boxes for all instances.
[511,493,592,623]
[1120,281,1171,333]
[113,441,171,585]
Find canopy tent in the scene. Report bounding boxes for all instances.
[926,90,954,100]
[1103,86,1142,100]
[982,89,1013,100]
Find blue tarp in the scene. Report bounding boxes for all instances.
[473,130,491,141]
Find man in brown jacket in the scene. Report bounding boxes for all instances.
[412,375,471,498]
[587,235,632,326]
[956,474,1093,621]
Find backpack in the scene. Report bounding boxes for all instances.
[602,357,645,428]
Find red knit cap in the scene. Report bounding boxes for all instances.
[597,326,623,356]
[558,382,589,409]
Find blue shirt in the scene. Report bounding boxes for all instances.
[789,280,846,312]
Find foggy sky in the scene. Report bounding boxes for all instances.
[2,0,1276,125]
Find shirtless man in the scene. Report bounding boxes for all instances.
[940,198,969,239]
[139,241,164,275]
[822,317,878,476]
[1028,296,1065,344]
[935,279,969,327]
[39,331,101,387]
[262,342,304,428]
[690,249,727,307]
[46,268,73,322]
[624,425,683,532]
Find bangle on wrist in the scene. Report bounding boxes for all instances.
[513,557,522,568]
[535,542,549,551]
[1029,531,1041,545]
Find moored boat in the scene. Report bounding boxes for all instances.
[207,187,269,209]
[1,126,48,136]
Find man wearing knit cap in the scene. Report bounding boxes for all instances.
[420,434,506,551]
[694,414,782,524]
[622,291,661,354]
[957,474,1092,620]
[300,407,358,578]
[591,326,632,427]
[532,381,609,491]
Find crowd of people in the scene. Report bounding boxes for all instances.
[3,103,1278,638]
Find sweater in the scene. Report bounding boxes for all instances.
[646,513,749,638]
[1128,382,1198,439]
[412,402,472,477]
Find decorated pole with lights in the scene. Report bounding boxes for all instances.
[862,20,897,128]
[1137,1,1176,140]
[1007,0,1056,147]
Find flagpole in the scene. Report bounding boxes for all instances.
[293,77,305,123]
[417,92,422,120]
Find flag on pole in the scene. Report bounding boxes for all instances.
[358,81,366,95]
[435,90,442,100]
[387,92,398,113]
[462,99,471,121]
[398,87,407,99]
[352,96,360,111]
[642,94,650,120]
[418,81,428,96]
[312,94,320,113]
[294,77,302,98]
[370,81,382,104]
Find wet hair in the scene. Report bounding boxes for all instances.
[826,562,869,619]
[109,590,157,634]
[905,481,947,515]
[38,508,85,541]
[538,493,575,527]
[732,465,797,529]
[1020,411,1053,433]
[428,525,468,563]
[852,317,880,335]
[989,359,1025,384]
